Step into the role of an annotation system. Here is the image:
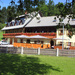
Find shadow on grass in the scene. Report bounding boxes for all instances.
[0,54,61,75]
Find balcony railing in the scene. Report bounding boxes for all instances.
[3,32,56,36]
[3,32,56,38]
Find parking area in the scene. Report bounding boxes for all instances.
[0,45,13,47]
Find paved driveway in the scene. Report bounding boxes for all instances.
[0,45,13,47]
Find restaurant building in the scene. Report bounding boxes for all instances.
[2,12,75,49]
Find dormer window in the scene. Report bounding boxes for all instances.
[53,17,56,22]
[53,20,56,22]
[37,20,41,23]
[16,20,19,25]
[72,19,75,21]
[22,19,25,24]
[72,15,75,21]
[11,20,15,26]
[8,22,10,26]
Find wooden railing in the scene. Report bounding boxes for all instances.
[13,43,50,49]
[54,46,62,49]
[3,32,56,38]
[3,32,56,36]
[54,46,75,50]
[70,46,75,50]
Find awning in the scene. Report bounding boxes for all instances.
[15,35,49,39]
[15,35,29,38]
[53,38,69,40]
[29,35,48,39]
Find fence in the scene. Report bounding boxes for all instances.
[0,47,75,57]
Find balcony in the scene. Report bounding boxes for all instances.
[3,32,56,38]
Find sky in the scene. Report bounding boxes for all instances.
[0,0,72,9]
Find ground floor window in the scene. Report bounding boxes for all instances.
[37,40,40,44]
[26,39,30,43]
[34,41,37,44]
[17,39,20,43]
[34,40,44,44]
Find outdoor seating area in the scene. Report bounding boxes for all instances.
[13,43,50,49]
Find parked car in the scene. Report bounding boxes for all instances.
[0,40,9,45]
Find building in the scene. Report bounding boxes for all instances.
[2,12,75,49]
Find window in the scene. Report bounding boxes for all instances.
[53,20,56,22]
[8,22,10,26]
[59,42,62,46]
[59,29,63,35]
[41,41,44,44]
[26,39,30,43]
[17,39,20,43]
[68,42,71,46]
[37,40,40,44]
[72,19,75,21]
[34,41,37,44]
[60,30,63,33]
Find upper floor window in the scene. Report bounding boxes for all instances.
[58,29,63,35]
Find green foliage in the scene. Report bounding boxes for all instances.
[47,0,55,16]
[39,4,48,16]
[7,6,17,22]
[65,24,74,38]
[0,31,4,41]
[17,0,24,15]
[0,23,6,30]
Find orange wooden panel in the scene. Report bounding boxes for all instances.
[54,46,62,49]
[70,46,75,50]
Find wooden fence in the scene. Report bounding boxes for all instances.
[0,47,75,57]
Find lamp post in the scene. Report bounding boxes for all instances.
[60,22,64,50]
[62,24,64,50]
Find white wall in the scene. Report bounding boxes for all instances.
[57,28,75,47]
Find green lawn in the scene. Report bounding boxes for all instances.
[0,31,4,41]
[0,54,75,75]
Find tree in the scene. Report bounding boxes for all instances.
[1,7,7,23]
[39,4,48,16]
[7,6,16,22]
[17,0,24,15]
[56,2,75,38]
[24,0,32,13]
[47,0,57,16]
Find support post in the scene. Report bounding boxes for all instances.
[56,48,59,56]
[38,47,40,55]
[21,47,23,54]
[6,46,8,53]
[62,25,64,50]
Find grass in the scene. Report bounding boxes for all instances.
[0,31,4,41]
[0,54,75,75]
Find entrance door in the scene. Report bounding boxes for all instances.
[21,39,23,43]
[50,40,54,48]
[10,38,12,44]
